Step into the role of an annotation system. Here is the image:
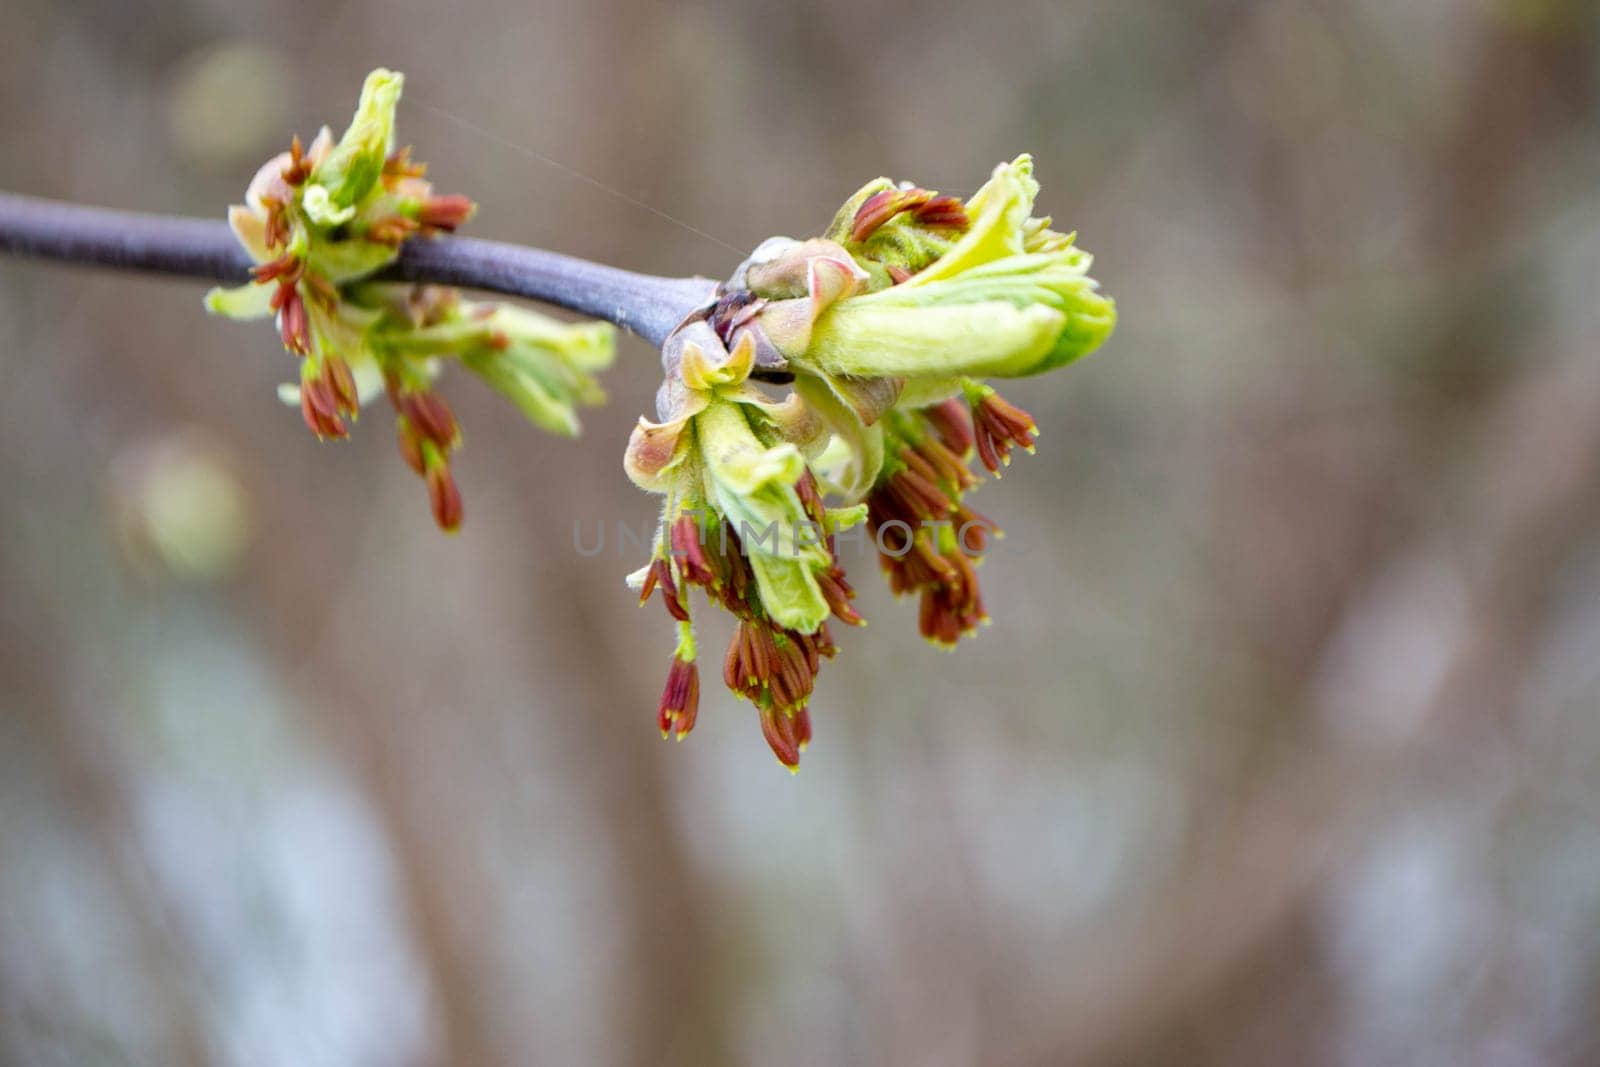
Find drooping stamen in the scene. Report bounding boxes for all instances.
[657,654,700,740]
[275,284,311,355]
[670,513,716,589]
[917,550,988,647]
[396,416,425,475]
[300,377,348,439]
[816,563,863,626]
[922,398,975,457]
[398,391,460,449]
[794,470,827,525]
[759,704,804,770]
[325,356,360,416]
[259,196,291,251]
[425,460,463,532]
[251,253,303,285]
[639,558,689,622]
[970,389,1038,474]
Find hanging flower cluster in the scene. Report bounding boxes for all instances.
[205,69,615,529]
[628,155,1116,769]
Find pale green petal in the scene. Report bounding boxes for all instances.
[203,282,274,320]
[793,374,885,500]
[488,305,617,374]
[227,205,273,263]
[907,154,1037,285]
[803,251,1116,377]
[696,400,832,582]
[462,348,581,436]
[455,307,615,434]
[804,299,1066,379]
[897,376,965,408]
[748,553,830,633]
[825,503,868,534]
[301,184,357,227]
[312,68,402,209]
[305,233,398,284]
[722,392,825,465]
[696,400,807,497]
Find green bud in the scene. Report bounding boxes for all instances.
[746,155,1116,381]
[802,251,1116,378]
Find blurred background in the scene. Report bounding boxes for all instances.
[2,0,1599,1063]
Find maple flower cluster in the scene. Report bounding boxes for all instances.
[205,69,1116,772]
[627,155,1116,770]
[206,69,615,529]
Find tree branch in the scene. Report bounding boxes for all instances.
[0,191,718,348]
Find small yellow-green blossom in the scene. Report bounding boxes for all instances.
[204,67,616,531]
[629,155,1115,770]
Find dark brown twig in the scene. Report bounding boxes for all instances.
[0,191,717,347]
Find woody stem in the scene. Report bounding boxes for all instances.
[0,191,716,347]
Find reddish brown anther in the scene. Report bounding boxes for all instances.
[259,196,291,251]
[657,655,700,740]
[864,401,1009,648]
[851,187,934,243]
[325,356,359,416]
[670,514,716,589]
[365,215,420,246]
[251,253,303,285]
[759,704,806,769]
[399,391,460,450]
[818,568,862,626]
[887,264,913,285]
[395,416,425,475]
[425,461,463,532]
[640,558,690,622]
[417,194,476,234]
[912,195,969,231]
[918,550,987,647]
[281,135,313,186]
[275,284,311,355]
[923,398,975,456]
[794,470,828,525]
[383,146,427,185]
[951,502,999,553]
[300,378,349,440]
[970,390,1038,474]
